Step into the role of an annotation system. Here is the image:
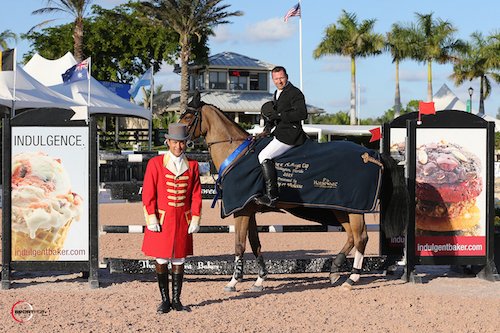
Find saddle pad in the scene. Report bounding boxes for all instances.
[219,138,382,217]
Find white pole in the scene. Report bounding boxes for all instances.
[87,57,92,123]
[299,0,303,92]
[12,48,17,117]
[149,65,154,150]
[357,84,360,125]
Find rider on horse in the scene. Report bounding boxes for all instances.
[255,66,308,207]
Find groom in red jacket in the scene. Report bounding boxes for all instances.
[141,123,202,314]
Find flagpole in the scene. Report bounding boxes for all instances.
[87,57,92,123]
[11,48,17,118]
[148,65,154,150]
[299,0,303,92]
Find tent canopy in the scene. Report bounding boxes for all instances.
[0,66,84,110]
[24,53,151,121]
[433,83,500,131]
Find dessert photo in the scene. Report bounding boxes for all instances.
[415,140,483,236]
[11,151,83,261]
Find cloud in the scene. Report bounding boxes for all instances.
[245,17,296,42]
[318,56,350,72]
[155,63,180,90]
[212,25,235,44]
[399,70,427,82]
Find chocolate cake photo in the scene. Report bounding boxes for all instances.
[415,140,483,236]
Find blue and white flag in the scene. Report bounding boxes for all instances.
[62,58,90,84]
[128,67,153,99]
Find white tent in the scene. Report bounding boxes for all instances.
[433,83,500,130]
[24,53,151,121]
[0,66,85,111]
[433,83,469,111]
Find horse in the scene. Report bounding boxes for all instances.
[179,93,409,291]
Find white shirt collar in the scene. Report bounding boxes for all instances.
[168,151,184,169]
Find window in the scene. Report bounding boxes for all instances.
[209,71,227,89]
[196,71,205,90]
[250,73,268,91]
[229,75,247,90]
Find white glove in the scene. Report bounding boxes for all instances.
[147,223,161,232]
[188,215,201,234]
[146,215,161,232]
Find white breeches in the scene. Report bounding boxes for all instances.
[258,137,294,163]
[156,258,185,266]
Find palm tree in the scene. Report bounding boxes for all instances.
[386,23,413,118]
[313,10,384,125]
[407,12,465,101]
[141,0,242,114]
[30,0,92,61]
[0,30,18,50]
[451,32,500,115]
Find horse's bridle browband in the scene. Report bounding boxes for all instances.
[180,106,247,148]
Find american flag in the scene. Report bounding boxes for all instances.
[284,3,301,22]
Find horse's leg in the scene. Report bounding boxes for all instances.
[342,213,369,290]
[330,210,354,284]
[247,213,268,291]
[224,215,250,292]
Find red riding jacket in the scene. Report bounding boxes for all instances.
[141,154,202,258]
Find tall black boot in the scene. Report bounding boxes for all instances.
[155,263,171,314]
[171,265,187,311]
[255,159,279,207]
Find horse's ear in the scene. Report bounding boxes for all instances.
[188,90,202,108]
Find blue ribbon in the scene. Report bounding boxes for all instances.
[211,136,253,208]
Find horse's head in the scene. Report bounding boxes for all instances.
[179,91,206,139]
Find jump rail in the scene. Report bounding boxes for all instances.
[103,256,389,275]
[101,224,380,234]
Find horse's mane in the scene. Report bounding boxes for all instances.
[202,103,250,136]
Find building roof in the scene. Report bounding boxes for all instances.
[159,91,324,115]
[191,52,275,71]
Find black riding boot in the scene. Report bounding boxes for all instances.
[255,159,278,207]
[171,265,187,311]
[155,263,171,314]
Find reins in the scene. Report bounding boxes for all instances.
[180,105,248,150]
[180,104,255,208]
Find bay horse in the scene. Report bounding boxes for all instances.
[180,93,409,291]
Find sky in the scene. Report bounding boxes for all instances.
[2,0,499,119]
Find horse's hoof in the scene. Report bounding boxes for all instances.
[329,273,341,285]
[224,285,237,292]
[249,284,264,292]
[341,282,353,290]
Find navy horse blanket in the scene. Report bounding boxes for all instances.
[218,138,383,218]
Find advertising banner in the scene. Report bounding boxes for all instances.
[414,128,487,257]
[11,126,89,261]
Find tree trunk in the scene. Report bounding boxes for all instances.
[427,60,433,101]
[394,59,401,118]
[179,36,190,114]
[350,56,356,125]
[73,17,84,62]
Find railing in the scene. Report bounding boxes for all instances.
[98,129,159,149]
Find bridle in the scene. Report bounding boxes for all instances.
[180,106,203,141]
[180,105,248,149]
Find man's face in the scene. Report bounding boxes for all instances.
[272,70,288,90]
[167,139,186,157]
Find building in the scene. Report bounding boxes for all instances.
[155,52,324,126]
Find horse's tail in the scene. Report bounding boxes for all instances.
[379,152,409,237]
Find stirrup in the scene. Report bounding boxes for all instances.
[254,195,277,207]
